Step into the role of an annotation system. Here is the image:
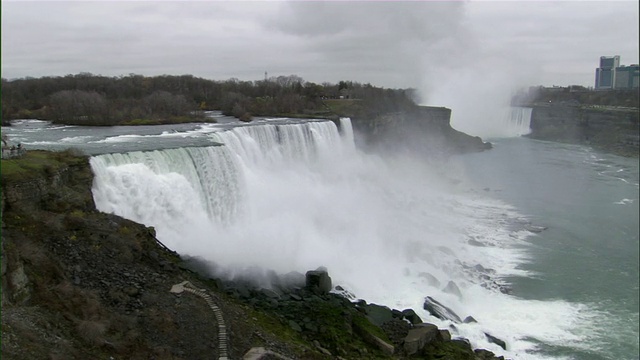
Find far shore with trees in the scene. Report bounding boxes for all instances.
[3,73,635,128]
[1,73,419,126]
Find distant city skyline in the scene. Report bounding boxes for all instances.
[595,55,639,89]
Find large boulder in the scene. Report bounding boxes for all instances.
[423,296,462,323]
[365,303,394,327]
[403,323,439,356]
[353,319,395,356]
[401,308,423,325]
[305,268,332,295]
[370,335,394,356]
[484,332,507,350]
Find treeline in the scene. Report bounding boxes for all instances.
[512,85,639,108]
[1,73,418,126]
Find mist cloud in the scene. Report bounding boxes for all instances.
[269,2,469,88]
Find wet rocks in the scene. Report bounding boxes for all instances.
[524,224,548,233]
[462,263,513,295]
[484,332,507,350]
[423,296,463,323]
[463,316,478,324]
[401,308,423,325]
[332,285,356,300]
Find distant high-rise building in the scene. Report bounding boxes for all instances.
[614,65,640,89]
[600,55,621,69]
[595,56,639,90]
[595,55,620,89]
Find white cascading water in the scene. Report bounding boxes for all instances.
[504,107,533,137]
[90,118,587,359]
[448,106,533,139]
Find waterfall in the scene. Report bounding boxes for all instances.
[208,120,349,168]
[90,145,242,225]
[90,120,354,229]
[88,117,549,358]
[504,107,532,137]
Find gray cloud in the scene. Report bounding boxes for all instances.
[268,2,469,87]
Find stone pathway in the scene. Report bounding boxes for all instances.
[170,281,228,360]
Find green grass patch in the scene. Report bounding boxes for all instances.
[323,99,364,117]
[247,307,306,346]
[1,149,85,184]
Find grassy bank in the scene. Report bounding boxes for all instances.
[1,149,85,184]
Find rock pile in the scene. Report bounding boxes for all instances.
[210,265,506,359]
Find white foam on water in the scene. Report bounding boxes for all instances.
[92,134,146,143]
[59,135,95,143]
[90,118,601,359]
[22,140,61,145]
[614,198,634,205]
[9,119,51,124]
[90,127,222,144]
[455,288,598,359]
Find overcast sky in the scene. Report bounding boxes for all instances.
[1,1,638,133]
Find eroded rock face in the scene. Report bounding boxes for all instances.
[350,106,492,157]
[529,104,639,157]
